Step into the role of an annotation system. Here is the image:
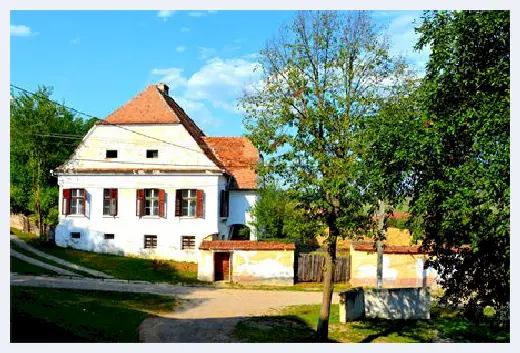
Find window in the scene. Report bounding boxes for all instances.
[62,188,86,215]
[136,189,165,218]
[146,149,158,158]
[70,232,81,239]
[182,236,196,250]
[106,150,118,158]
[144,235,157,249]
[182,189,196,217]
[103,188,118,216]
[104,233,115,240]
[175,189,204,217]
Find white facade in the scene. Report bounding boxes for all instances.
[55,123,257,262]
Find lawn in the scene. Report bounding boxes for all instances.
[10,256,58,277]
[10,286,176,342]
[233,304,510,343]
[11,229,200,284]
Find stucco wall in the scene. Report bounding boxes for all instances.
[61,124,218,170]
[350,245,438,287]
[56,174,226,262]
[225,190,257,239]
[197,250,214,281]
[339,287,430,322]
[232,250,294,285]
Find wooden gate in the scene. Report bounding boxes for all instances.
[296,253,350,282]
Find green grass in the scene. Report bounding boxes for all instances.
[10,256,58,276]
[233,304,510,343]
[11,286,176,342]
[12,229,200,284]
[10,240,96,278]
[10,228,39,242]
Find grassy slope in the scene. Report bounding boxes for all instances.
[11,229,200,284]
[10,287,176,343]
[10,257,58,276]
[234,304,510,343]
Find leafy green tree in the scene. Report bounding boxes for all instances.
[10,86,96,238]
[364,10,510,318]
[241,10,414,340]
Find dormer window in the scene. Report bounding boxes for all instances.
[106,150,118,158]
[146,149,158,158]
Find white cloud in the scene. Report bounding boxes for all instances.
[387,13,430,73]
[176,46,186,53]
[157,10,176,21]
[180,26,191,33]
[10,24,35,37]
[71,37,80,45]
[151,56,261,127]
[198,47,217,60]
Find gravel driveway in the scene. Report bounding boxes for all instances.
[11,274,338,343]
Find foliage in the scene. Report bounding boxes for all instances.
[10,86,96,237]
[11,287,176,342]
[241,10,414,340]
[363,10,510,317]
[251,183,323,244]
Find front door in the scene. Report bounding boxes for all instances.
[214,252,230,281]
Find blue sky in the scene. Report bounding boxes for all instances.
[10,10,429,137]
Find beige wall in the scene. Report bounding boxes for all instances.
[197,250,214,282]
[350,245,437,288]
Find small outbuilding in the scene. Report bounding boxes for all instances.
[197,240,295,286]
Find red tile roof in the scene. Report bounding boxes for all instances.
[94,84,259,188]
[352,242,426,255]
[203,137,259,189]
[199,240,295,251]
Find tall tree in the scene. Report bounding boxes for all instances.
[10,86,96,238]
[365,10,510,318]
[241,11,414,340]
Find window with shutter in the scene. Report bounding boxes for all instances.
[196,189,204,218]
[136,189,145,217]
[68,189,86,215]
[103,188,118,216]
[144,235,157,248]
[62,189,71,215]
[220,190,229,217]
[181,236,196,250]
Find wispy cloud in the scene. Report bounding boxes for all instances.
[198,47,217,60]
[157,10,176,21]
[71,37,80,45]
[188,10,217,18]
[151,56,261,128]
[180,26,191,33]
[176,46,186,53]
[10,24,35,37]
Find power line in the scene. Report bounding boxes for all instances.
[11,85,250,153]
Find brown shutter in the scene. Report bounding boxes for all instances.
[158,189,166,218]
[175,189,182,217]
[136,189,145,217]
[62,189,70,215]
[82,189,87,216]
[196,189,204,218]
[110,188,118,216]
[220,190,229,217]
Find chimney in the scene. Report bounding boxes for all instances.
[157,83,169,96]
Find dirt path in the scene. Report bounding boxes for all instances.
[10,274,338,343]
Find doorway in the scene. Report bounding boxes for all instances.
[214,252,230,281]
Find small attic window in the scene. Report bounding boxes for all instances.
[106,150,118,158]
[147,149,159,158]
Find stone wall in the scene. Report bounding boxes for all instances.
[339,287,430,322]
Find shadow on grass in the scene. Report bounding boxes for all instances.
[352,306,510,343]
[233,315,337,343]
[10,286,214,343]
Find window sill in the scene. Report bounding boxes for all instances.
[140,216,162,219]
[64,214,86,218]
[102,215,119,218]
[179,216,199,219]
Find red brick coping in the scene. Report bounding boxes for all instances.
[352,243,426,255]
[199,240,295,251]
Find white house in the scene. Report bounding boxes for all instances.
[54,83,259,262]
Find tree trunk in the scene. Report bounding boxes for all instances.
[376,200,386,289]
[316,220,338,342]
